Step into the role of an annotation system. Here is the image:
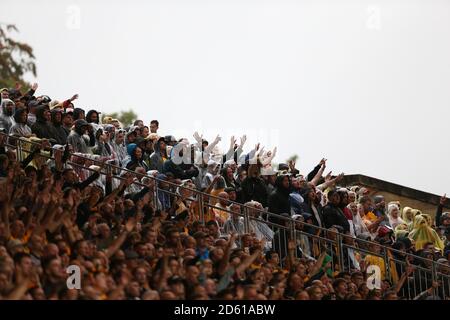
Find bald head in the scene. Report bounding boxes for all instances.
[218,192,229,206]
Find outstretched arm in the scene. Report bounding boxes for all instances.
[235,240,264,276]
[105,218,136,258]
[317,172,344,191]
[224,136,237,163]
[204,134,221,154]
[218,233,237,276]
[261,147,277,167]
[309,159,327,186]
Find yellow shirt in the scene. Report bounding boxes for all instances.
[364,254,399,283]
[365,211,378,223]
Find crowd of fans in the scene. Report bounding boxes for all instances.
[0,84,449,300]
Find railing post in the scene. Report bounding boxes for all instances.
[198,192,205,225]
[383,246,391,283]
[431,261,437,298]
[291,219,297,258]
[243,206,250,234]
[152,183,158,212]
[16,138,23,162]
[336,232,344,273]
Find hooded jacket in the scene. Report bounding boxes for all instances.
[268,175,292,224]
[67,119,90,153]
[409,215,445,252]
[9,108,32,137]
[50,109,68,145]
[0,99,16,132]
[110,135,127,166]
[31,106,57,141]
[240,168,268,207]
[149,138,167,172]
[125,143,149,171]
[323,200,350,233]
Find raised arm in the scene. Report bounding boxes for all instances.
[309,159,327,186]
[235,241,263,276]
[204,134,221,154]
[395,264,414,294]
[105,218,136,258]
[317,172,344,191]
[307,158,325,182]
[217,233,237,276]
[261,147,277,167]
[61,94,79,109]
[307,251,327,278]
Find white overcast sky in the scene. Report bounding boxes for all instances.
[2,0,450,195]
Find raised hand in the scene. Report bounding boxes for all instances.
[230,136,236,148]
[334,173,344,182]
[405,264,415,276]
[271,146,277,158]
[240,135,247,147]
[214,134,222,143]
[70,94,79,101]
[31,83,38,91]
[125,217,137,233]
[39,191,52,206]
[288,160,296,171]
[319,158,327,166]
[324,171,333,182]
[257,146,265,157]
[193,132,203,144]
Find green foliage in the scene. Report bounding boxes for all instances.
[0,23,37,88]
[103,109,139,127]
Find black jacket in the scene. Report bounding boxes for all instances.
[268,175,291,225]
[241,177,268,208]
[299,200,324,232]
[62,171,100,191]
[162,159,199,180]
[31,106,57,141]
[50,109,68,145]
[322,203,350,232]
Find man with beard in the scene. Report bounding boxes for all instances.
[0,99,15,132]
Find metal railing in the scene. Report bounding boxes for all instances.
[2,133,449,299]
